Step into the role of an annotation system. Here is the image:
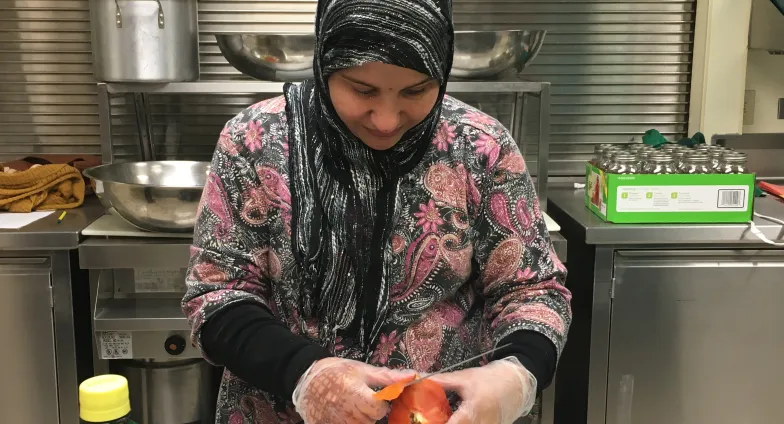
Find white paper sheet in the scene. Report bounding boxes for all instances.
[0,211,54,229]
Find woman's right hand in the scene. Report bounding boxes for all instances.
[292,357,415,424]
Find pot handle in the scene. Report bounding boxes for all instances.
[114,0,165,29]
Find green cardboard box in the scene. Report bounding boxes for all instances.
[584,162,755,223]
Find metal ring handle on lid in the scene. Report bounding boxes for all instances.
[114,0,165,29]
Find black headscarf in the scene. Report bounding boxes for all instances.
[284,0,454,350]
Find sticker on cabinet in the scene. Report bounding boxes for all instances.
[134,268,186,293]
[100,331,133,359]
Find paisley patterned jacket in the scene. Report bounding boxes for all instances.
[183,94,572,423]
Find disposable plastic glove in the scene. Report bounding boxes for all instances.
[428,356,537,424]
[292,357,416,424]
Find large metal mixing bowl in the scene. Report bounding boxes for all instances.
[83,161,210,233]
[216,33,315,82]
[215,30,546,81]
[452,30,546,78]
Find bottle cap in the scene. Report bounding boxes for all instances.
[79,375,131,423]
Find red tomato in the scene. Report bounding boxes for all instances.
[387,379,452,424]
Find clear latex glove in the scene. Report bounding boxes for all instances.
[292,357,416,424]
[428,356,537,424]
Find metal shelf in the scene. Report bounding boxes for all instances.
[97,78,551,209]
[103,80,549,95]
[94,297,190,332]
[79,238,191,269]
[78,214,566,268]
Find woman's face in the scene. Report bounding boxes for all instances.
[327,62,440,150]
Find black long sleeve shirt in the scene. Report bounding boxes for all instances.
[201,302,557,401]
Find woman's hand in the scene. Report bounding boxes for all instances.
[428,357,538,424]
[292,357,416,424]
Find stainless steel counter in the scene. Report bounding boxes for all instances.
[547,185,784,424]
[0,198,104,424]
[80,229,568,269]
[548,186,784,245]
[0,198,105,250]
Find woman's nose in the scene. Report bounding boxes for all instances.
[370,104,401,133]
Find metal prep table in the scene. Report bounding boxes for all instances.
[78,216,220,424]
[78,214,566,333]
[89,77,567,329]
[93,78,567,282]
[547,186,784,424]
[86,78,566,424]
[0,200,104,424]
[78,215,565,424]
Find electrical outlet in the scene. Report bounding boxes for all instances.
[779,98,784,119]
[743,90,756,126]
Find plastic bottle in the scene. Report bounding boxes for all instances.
[79,375,138,424]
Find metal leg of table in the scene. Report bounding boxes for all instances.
[587,247,614,424]
[537,83,551,212]
[539,380,556,424]
[97,83,113,164]
[90,270,111,377]
[52,251,79,424]
[511,91,525,151]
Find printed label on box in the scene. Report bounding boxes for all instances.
[100,331,133,359]
[615,185,749,213]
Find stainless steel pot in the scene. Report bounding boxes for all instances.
[90,0,200,82]
[113,359,219,424]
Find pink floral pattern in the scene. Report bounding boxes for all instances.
[433,121,456,151]
[414,199,444,233]
[244,120,264,152]
[516,267,537,282]
[183,95,571,423]
[475,133,501,168]
[371,330,402,364]
[463,109,500,133]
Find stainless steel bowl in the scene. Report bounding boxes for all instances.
[216,33,315,82]
[215,30,546,81]
[452,30,546,78]
[84,161,210,233]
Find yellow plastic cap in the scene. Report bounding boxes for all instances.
[79,374,131,422]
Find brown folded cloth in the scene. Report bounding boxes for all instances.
[1,155,100,172]
[1,155,102,195]
[0,163,85,212]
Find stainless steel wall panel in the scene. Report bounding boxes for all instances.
[0,0,98,160]
[0,0,694,176]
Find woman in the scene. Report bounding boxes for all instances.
[183,0,572,422]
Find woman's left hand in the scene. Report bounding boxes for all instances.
[427,357,537,424]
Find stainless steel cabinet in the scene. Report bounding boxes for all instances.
[0,258,59,423]
[606,250,784,424]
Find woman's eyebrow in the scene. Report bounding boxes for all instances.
[403,77,433,89]
[341,75,376,88]
[341,75,433,90]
